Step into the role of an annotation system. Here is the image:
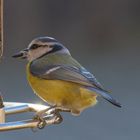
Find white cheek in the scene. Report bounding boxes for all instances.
[27,52,33,61]
[27,47,53,61]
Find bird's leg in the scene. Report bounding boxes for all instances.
[34,106,71,129]
[35,105,57,118]
[35,106,70,118]
[44,107,70,125]
[34,105,57,129]
[55,107,71,113]
[35,108,63,129]
[51,109,63,124]
[48,107,71,125]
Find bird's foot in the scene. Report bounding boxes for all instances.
[33,105,66,129]
[35,105,57,117]
[33,105,56,129]
[52,109,63,124]
[33,114,47,129]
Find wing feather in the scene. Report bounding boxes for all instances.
[30,63,121,107]
[30,64,94,87]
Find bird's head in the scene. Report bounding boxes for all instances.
[12,36,70,62]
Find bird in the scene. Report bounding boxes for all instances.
[12,36,121,117]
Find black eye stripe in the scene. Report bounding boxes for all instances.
[30,44,48,50]
[30,44,40,50]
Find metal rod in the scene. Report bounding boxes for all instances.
[0,0,4,121]
[0,108,5,123]
[0,116,57,131]
[0,94,5,123]
[4,102,49,115]
[5,104,31,115]
[0,0,3,58]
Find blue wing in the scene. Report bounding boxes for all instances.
[30,64,121,107]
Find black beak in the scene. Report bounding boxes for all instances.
[12,51,27,59]
[12,52,24,58]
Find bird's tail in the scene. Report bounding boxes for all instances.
[86,86,122,108]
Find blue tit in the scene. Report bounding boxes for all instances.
[13,36,121,116]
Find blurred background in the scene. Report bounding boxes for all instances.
[0,0,140,139]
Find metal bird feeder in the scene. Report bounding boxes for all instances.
[0,95,63,131]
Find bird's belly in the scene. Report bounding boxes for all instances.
[27,72,97,115]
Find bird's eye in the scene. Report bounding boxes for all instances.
[30,44,40,50]
[41,44,51,48]
[49,45,54,48]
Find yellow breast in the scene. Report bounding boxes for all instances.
[26,63,97,115]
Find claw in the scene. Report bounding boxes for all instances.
[53,115,63,124]
[33,105,68,129]
[37,119,46,129]
[33,115,47,129]
[52,109,63,124]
